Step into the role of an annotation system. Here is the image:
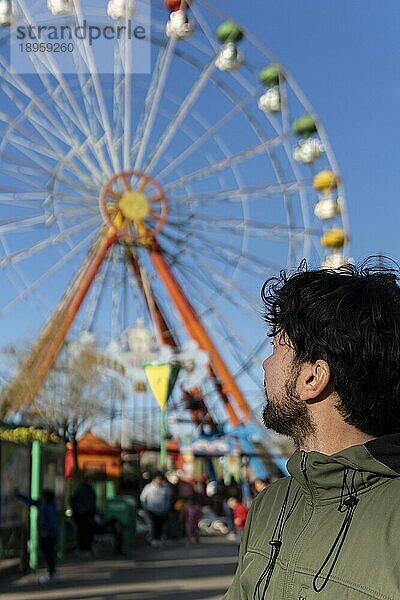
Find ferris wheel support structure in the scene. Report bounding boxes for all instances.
[150,240,253,426]
[125,245,218,430]
[2,223,255,433]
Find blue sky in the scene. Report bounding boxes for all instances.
[228,0,400,263]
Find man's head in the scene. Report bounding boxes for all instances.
[261,258,400,446]
[41,489,55,504]
[152,471,163,486]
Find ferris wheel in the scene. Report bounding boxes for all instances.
[0,0,349,445]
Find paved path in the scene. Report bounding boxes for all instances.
[0,537,238,600]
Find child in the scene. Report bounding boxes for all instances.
[227,496,248,543]
[182,494,203,544]
[15,487,59,583]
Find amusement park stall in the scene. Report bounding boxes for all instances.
[0,425,65,570]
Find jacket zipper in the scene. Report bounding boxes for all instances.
[283,452,315,599]
[300,451,313,498]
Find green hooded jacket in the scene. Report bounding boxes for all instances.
[223,434,400,599]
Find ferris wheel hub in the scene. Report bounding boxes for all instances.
[119,190,150,221]
[99,170,169,243]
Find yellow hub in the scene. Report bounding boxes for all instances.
[119,191,150,222]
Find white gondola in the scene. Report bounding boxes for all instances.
[322,253,349,269]
[165,9,195,40]
[258,88,282,113]
[47,0,73,16]
[215,42,244,72]
[0,0,16,26]
[293,137,324,164]
[107,0,136,20]
[314,195,341,220]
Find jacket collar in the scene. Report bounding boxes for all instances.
[287,433,400,504]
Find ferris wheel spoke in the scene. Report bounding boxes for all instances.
[48,85,110,183]
[145,59,216,175]
[0,153,99,199]
[49,207,99,220]
[0,192,45,210]
[232,339,268,384]
[172,214,318,243]
[81,257,112,333]
[0,216,100,269]
[173,260,264,370]
[6,130,100,191]
[112,42,124,165]
[132,37,177,172]
[164,133,287,192]
[121,34,132,172]
[0,227,99,318]
[148,210,163,222]
[0,238,54,316]
[5,130,57,164]
[163,240,260,310]
[169,180,308,205]
[5,134,98,193]
[0,214,51,235]
[66,52,113,176]
[175,227,283,273]
[1,106,83,187]
[46,193,97,208]
[0,66,105,183]
[10,1,106,169]
[0,112,58,162]
[189,315,262,393]
[72,0,120,173]
[121,172,132,190]
[0,166,45,190]
[155,90,259,182]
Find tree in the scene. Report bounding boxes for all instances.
[1,341,126,474]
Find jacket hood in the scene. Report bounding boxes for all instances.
[287,433,400,504]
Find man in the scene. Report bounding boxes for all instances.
[15,488,58,583]
[71,474,97,556]
[223,260,400,599]
[140,472,173,547]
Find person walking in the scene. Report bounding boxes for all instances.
[222,477,241,540]
[140,472,173,547]
[182,494,203,545]
[224,259,400,599]
[15,487,59,583]
[70,475,97,556]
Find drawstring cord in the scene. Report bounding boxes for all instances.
[313,468,359,592]
[253,477,301,600]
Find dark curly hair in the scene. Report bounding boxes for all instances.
[261,258,400,437]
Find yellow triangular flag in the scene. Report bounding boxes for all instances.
[144,363,172,410]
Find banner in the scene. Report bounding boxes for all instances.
[144,362,180,409]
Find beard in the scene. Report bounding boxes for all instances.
[262,367,316,449]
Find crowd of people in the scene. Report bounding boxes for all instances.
[139,471,272,548]
[14,469,271,583]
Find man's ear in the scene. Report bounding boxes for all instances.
[296,360,331,402]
